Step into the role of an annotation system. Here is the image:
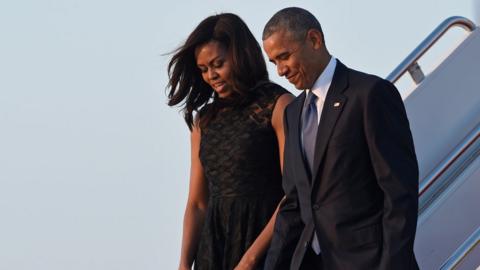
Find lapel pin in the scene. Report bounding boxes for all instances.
[333,102,341,107]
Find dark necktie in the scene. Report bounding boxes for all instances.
[302,91,318,172]
[302,91,322,254]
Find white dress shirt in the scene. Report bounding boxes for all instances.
[305,56,337,123]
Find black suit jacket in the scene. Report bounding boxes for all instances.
[265,61,419,270]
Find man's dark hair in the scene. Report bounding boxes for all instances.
[262,7,323,42]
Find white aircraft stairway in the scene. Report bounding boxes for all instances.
[387,16,480,270]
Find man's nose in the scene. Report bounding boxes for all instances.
[277,64,288,77]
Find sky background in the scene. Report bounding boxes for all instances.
[0,1,478,269]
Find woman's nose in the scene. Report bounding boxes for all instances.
[208,69,218,80]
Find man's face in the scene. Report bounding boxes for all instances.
[263,30,317,90]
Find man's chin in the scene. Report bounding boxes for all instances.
[287,77,307,90]
[293,83,307,90]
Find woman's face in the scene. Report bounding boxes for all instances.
[195,40,234,98]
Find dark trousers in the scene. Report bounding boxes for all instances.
[299,248,323,269]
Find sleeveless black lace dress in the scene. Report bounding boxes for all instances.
[194,83,289,270]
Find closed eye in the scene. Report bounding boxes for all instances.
[269,53,289,66]
[198,66,207,73]
[212,60,224,68]
[277,52,290,61]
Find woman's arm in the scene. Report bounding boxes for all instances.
[178,124,209,270]
[235,93,294,269]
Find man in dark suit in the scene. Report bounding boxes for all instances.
[262,7,419,270]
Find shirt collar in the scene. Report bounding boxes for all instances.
[308,56,337,102]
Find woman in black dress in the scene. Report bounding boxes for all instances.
[167,13,293,270]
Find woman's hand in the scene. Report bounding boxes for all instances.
[234,254,257,270]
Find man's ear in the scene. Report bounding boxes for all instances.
[306,29,324,50]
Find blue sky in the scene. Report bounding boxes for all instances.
[0,1,477,269]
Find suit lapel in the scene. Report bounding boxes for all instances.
[289,91,312,189]
[311,61,349,186]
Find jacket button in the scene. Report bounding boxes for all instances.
[312,204,320,210]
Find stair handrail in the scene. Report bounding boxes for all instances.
[419,124,480,197]
[439,226,480,270]
[387,16,476,84]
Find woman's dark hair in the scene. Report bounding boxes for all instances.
[167,13,269,130]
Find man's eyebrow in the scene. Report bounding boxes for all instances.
[277,52,289,59]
